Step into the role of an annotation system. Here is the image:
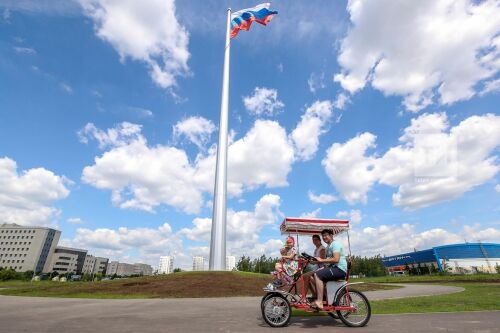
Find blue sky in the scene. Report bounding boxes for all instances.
[0,0,499,269]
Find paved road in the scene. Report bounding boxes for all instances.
[1,289,497,333]
[365,283,464,300]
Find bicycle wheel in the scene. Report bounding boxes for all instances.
[327,312,339,319]
[260,293,273,311]
[335,289,371,327]
[262,294,292,327]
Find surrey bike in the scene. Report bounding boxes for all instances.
[261,217,371,328]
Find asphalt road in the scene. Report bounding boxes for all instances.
[0,293,497,333]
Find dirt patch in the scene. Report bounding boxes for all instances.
[0,272,400,298]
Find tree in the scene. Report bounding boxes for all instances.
[173,268,182,273]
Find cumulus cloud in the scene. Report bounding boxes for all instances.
[323,112,500,210]
[80,120,295,213]
[243,87,284,116]
[335,0,500,111]
[337,209,362,225]
[291,100,333,161]
[173,116,215,150]
[79,0,190,90]
[308,191,338,204]
[300,208,322,219]
[342,223,500,257]
[179,193,283,259]
[0,157,70,227]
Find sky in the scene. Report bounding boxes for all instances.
[0,0,499,270]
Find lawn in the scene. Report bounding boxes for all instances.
[0,271,395,299]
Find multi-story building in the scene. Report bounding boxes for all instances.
[48,246,87,275]
[0,223,60,273]
[106,261,152,277]
[82,255,96,274]
[158,256,174,274]
[82,255,109,275]
[134,263,153,276]
[106,261,119,276]
[226,255,236,271]
[192,256,205,271]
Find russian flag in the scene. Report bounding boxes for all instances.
[231,3,278,39]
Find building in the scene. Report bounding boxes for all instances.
[106,261,119,276]
[159,256,174,274]
[48,246,87,275]
[134,263,153,276]
[382,243,500,274]
[0,223,61,273]
[82,255,109,275]
[192,256,205,271]
[226,255,236,271]
[106,261,153,277]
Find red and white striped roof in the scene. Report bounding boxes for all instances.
[280,217,349,236]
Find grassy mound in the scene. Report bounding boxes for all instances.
[0,271,397,299]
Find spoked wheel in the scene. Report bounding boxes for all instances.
[335,288,371,327]
[261,294,292,327]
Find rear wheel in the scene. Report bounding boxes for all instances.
[335,288,371,327]
[262,294,292,327]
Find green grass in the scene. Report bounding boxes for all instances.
[352,274,500,284]
[371,283,500,314]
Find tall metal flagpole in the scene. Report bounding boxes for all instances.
[209,8,231,271]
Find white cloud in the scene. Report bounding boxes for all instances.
[323,112,500,210]
[13,46,36,54]
[0,157,70,227]
[243,87,284,116]
[66,217,85,225]
[68,222,187,268]
[323,132,378,204]
[300,208,322,219]
[78,122,143,149]
[291,100,333,161]
[335,0,500,111]
[333,92,350,110]
[79,0,190,90]
[495,184,500,193]
[480,78,500,96]
[308,191,338,204]
[179,193,283,259]
[80,120,295,213]
[337,209,362,225]
[342,223,500,257]
[60,82,73,94]
[173,116,216,150]
[3,8,11,22]
[308,72,326,93]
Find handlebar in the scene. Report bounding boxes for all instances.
[300,252,316,261]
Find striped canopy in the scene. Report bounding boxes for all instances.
[280,217,349,236]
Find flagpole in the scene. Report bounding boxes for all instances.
[209,8,231,271]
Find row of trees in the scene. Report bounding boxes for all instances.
[236,254,388,277]
[0,268,34,281]
[237,255,278,274]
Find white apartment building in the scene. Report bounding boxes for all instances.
[48,246,87,275]
[82,255,109,275]
[226,255,236,271]
[158,256,174,274]
[192,256,205,271]
[0,223,61,273]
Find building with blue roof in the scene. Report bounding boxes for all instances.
[382,243,500,274]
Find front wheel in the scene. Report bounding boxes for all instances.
[335,288,371,327]
[261,294,292,327]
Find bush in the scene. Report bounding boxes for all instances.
[0,269,22,281]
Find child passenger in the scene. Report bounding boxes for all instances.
[273,236,298,286]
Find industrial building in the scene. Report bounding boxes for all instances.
[106,261,153,277]
[82,255,109,275]
[0,223,61,273]
[382,243,500,274]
